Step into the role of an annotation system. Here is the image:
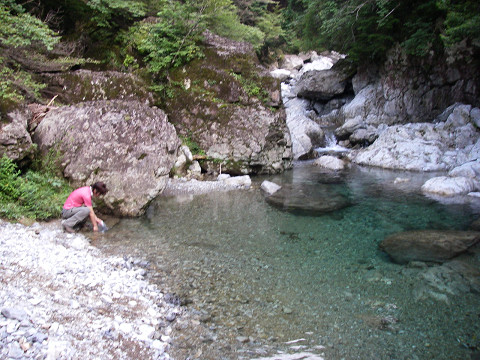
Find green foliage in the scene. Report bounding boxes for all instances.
[0,0,59,50]
[284,0,478,64]
[438,0,480,46]
[0,156,72,221]
[230,71,270,102]
[203,0,264,48]
[181,134,206,156]
[125,0,206,76]
[85,0,147,29]
[0,57,47,109]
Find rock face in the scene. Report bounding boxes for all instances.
[40,70,155,106]
[274,44,479,157]
[379,230,480,264]
[164,31,292,175]
[349,104,480,171]
[284,97,324,160]
[336,44,480,145]
[33,100,181,216]
[277,51,346,159]
[0,109,34,162]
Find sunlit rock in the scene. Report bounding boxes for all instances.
[260,180,281,195]
[313,155,346,171]
[0,109,34,162]
[421,176,475,196]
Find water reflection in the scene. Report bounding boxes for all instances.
[96,163,480,360]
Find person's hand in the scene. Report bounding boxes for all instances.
[93,225,99,232]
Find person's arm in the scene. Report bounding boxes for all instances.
[88,206,102,232]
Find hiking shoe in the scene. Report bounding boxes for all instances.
[62,221,75,233]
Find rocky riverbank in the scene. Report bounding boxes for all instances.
[0,219,181,360]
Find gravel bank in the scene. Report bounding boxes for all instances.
[0,177,256,360]
[0,219,181,360]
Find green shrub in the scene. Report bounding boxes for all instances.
[0,156,72,221]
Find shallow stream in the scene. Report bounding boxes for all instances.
[95,163,480,360]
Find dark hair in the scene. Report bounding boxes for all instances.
[91,181,108,195]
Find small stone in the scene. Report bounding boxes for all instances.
[32,332,48,343]
[119,323,133,334]
[151,340,167,351]
[138,324,155,340]
[236,336,249,343]
[7,342,24,359]
[1,307,28,321]
[165,312,176,322]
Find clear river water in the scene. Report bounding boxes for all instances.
[95,162,480,360]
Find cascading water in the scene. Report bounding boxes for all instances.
[315,127,350,155]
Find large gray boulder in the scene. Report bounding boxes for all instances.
[342,44,480,129]
[421,176,476,196]
[33,100,181,216]
[379,230,480,264]
[295,69,349,101]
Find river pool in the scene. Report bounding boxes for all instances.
[95,162,480,360]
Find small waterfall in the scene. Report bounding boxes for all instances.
[324,130,337,148]
[315,127,349,155]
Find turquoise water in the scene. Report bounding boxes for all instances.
[96,163,480,360]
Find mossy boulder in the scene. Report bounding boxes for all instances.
[163,31,292,175]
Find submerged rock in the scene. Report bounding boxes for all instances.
[413,260,480,303]
[265,183,352,215]
[380,230,480,264]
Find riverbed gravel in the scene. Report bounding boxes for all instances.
[0,219,181,360]
[0,177,260,360]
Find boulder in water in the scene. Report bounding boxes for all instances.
[265,183,352,215]
[313,155,346,171]
[260,180,282,195]
[380,230,480,264]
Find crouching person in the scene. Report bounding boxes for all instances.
[61,181,108,233]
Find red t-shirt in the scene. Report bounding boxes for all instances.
[63,186,92,210]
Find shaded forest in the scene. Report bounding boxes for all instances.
[1,0,479,113]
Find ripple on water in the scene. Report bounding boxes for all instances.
[96,164,480,360]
